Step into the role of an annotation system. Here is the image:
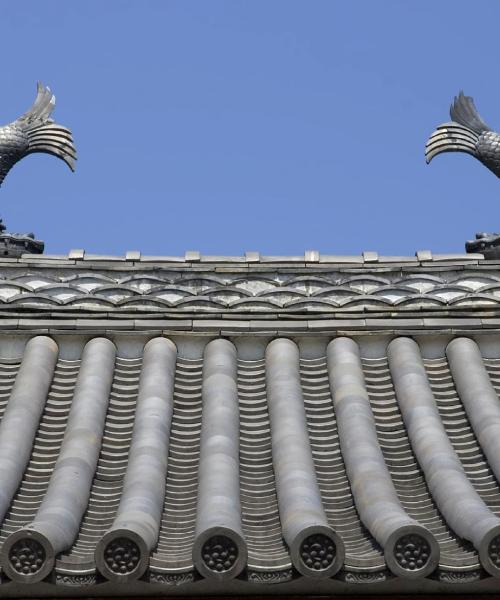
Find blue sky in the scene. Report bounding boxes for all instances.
[1,0,500,256]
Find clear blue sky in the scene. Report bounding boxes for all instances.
[1,0,500,256]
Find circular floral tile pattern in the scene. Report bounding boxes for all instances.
[8,538,46,576]
[202,535,238,573]
[104,537,141,575]
[488,534,500,569]
[394,533,430,571]
[300,534,336,571]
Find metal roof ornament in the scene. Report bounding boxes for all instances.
[426,92,500,177]
[0,83,76,257]
[0,82,76,187]
[426,93,500,259]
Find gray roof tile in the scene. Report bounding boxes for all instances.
[0,333,496,591]
[363,251,379,263]
[68,249,85,260]
[185,251,201,262]
[304,250,320,263]
[416,250,433,261]
[3,251,485,267]
[0,260,498,319]
[245,251,260,262]
[0,253,500,593]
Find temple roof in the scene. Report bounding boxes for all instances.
[0,254,499,595]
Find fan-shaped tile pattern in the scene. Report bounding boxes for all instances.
[2,265,500,314]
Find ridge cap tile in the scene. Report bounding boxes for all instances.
[378,255,418,263]
[185,250,200,262]
[139,255,186,263]
[319,255,364,263]
[245,251,260,262]
[416,250,433,261]
[20,253,67,260]
[83,254,123,261]
[261,255,304,263]
[200,255,246,263]
[362,251,379,263]
[304,250,320,262]
[431,253,483,261]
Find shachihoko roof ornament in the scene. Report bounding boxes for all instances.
[426,93,500,259]
[0,82,76,257]
[426,91,500,177]
[0,82,76,187]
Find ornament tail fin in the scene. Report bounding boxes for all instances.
[450,91,491,134]
[17,82,76,171]
[425,122,479,164]
[25,122,77,171]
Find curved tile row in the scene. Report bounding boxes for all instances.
[0,352,77,566]
[388,338,500,577]
[96,339,176,582]
[150,356,202,577]
[57,355,141,579]
[1,335,500,587]
[2,270,500,313]
[238,357,290,576]
[3,281,499,300]
[6,270,500,290]
[365,356,479,572]
[3,289,500,311]
[326,339,437,578]
[300,355,384,573]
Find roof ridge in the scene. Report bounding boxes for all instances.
[8,249,486,265]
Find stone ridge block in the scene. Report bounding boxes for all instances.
[5,251,490,269]
[75,319,135,330]
[133,319,193,330]
[363,251,379,263]
[481,319,500,328]
[304,250,320,263]
[365,318,425,329]
[431,253,483,262]
[200,256,246,263]
[416,250,432,262]
[307,319,367,330]
[83,254,123,261]
[319,255,364,263]
[19,319,76,330]
[193,320,249,332]
[139,256,186,263]
[185,251,201,262]
[379,256,418,263]
[422,318,482,329]
[0,319,19,329]
[261,256,304,263]
[250,320,309,331]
